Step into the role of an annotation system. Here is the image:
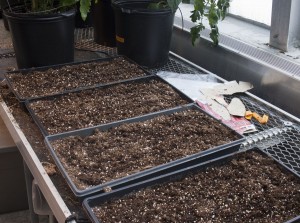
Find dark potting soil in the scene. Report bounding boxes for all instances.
[28,78,191,135]
[0,85,86,218]
[92,151,300,223]
[5,57,146,99]
[51,109,239,190]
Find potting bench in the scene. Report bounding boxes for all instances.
[0,28,299,223]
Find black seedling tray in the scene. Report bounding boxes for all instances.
[26,75,194,136]
[82,147,300,223]
[45,104,244,199]
[4,56,151,102]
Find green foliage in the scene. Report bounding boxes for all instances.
[61,0,96,20]
[30,0,55,12]
[193,0,205,15]
[148,0,230,45]
[190,0,230,45]
[148,1,168,10]
[29,0,94,17]
[190,24,205,45]
[78,0,92,20]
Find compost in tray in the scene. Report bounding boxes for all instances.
[27,77,191,135]
[89,150,300,223]
[5,57,146,100]
[0,83,86,216]
[50,109,240,191]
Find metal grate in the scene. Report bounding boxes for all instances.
[75,40,118,57]
[75,28,300,176]
[224,94,294,133]
[148,57,207,75]
[74,27,94,41]
[74,28,118,57]
[263,125,300,174]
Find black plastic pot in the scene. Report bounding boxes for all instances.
[4,6,75,69]
[92,0,116,47]
[112,0,175,68]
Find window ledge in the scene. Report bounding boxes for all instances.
[175,3,300,67]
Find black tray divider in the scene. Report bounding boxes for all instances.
[45,104,244,199]
[45,104,194,139]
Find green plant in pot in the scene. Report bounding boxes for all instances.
[3,0,94,69]
[189,0,230,45]
[112,0,230,68]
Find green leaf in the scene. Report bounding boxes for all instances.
[190,24,205,45]
[208,7,219,27]
[209,26,219,45]
[148,2,163,9]
[79,0,91,21]
[190,10,200,22]
[217,0,230,20]
[193,0,205,15]
[188,0,229,46]
[167,0,182,12]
